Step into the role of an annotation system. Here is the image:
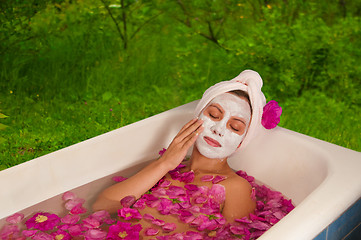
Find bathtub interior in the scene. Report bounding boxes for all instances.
[228,126,329,206]
[1,100,360,240]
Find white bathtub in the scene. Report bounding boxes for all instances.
[1,100,360,239]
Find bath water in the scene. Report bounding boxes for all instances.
[0,160,294,239]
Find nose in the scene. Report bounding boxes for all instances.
[211,121,226,137]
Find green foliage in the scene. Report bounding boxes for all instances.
[280,91,361,150]
[0,112,8,144]
[0,0,360,169]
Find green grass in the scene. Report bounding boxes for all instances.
[1,87,359,170]
[0,0,360,169]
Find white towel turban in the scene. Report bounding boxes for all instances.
[194,69,267,151]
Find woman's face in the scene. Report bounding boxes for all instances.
[195,92,251,159]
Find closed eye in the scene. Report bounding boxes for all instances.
[230,126,239,132]
[209,113,219,119]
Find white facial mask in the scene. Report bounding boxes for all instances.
[195,93,251,159]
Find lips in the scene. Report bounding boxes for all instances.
[204,136,221,147]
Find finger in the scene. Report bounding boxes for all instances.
[182,126,204,149]
[176,118,198,137]
[178,119,203,140]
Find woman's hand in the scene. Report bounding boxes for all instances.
[160,118,204,170]
[93,118,203,213]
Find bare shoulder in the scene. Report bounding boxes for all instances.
[221,172,256,221]
[223,171,253,192]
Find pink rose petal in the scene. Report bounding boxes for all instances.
[62,191,76,201]
[82,217,101,229]
[0,225,20,239]
[111,176,128,182]
[33,231,53,240]
[251,187,256,201]
[248,220,271,231]
[65,198,85,211]
[6,213,24,224]
[212,175,227,184]
[70,203,87,215]
[68,225,83,236]
[84,229,107,239]
[61,214,80,224]
[158,179,172,188]
[235,216,252,224]
[143,213,155,221]
[200,175,214,182]
[158,148,167,156]
[162,223,176,233]
[145,227,159,236]
[22,230,37,237]
[152,219,165,226]
[120,195,136,208]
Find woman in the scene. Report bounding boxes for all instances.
[93,70,271,238]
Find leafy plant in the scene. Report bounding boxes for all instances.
[0,111,8,144]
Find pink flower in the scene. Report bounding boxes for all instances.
[51,230,72,240]
[106,221,142,239]
[6,212,24,224]
[25,212,60,231]
[262,100,282,129]
[118,208,142,220]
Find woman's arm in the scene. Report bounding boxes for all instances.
[92,118,204,213]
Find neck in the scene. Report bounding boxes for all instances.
[189,147,230,174]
